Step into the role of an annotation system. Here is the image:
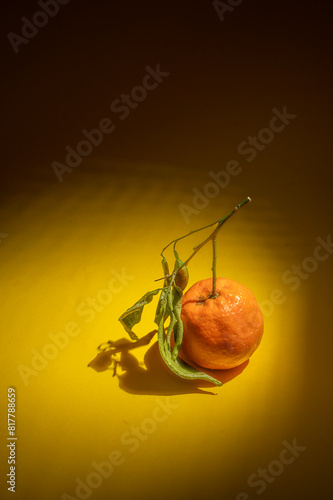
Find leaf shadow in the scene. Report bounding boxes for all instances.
[88,330,249,396]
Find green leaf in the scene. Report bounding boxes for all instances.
[154,256,171,325]
[154,287,169,325]
[173,247,189,291]
[171,284,183,360]
[119,289,160,341]
[161,256,170,284]
[166,289,177,346]
[156,313,222,387]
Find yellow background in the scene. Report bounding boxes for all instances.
[1,2,332,500]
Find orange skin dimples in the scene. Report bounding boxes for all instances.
[179,278,264,370]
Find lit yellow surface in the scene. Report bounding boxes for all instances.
[2,3,333,499]
[1,153,331,500]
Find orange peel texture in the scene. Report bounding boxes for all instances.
[179,278,264,370]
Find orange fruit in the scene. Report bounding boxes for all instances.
[179,277,264,370]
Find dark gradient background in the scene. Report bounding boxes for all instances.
[1,1,333,500]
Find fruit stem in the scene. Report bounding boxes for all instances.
[178,197,251,268]
[156,197,251,282]
[211,236,218,298]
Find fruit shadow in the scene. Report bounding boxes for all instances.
[88,330,249,396]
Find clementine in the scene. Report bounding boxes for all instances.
[179,277,264,370]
